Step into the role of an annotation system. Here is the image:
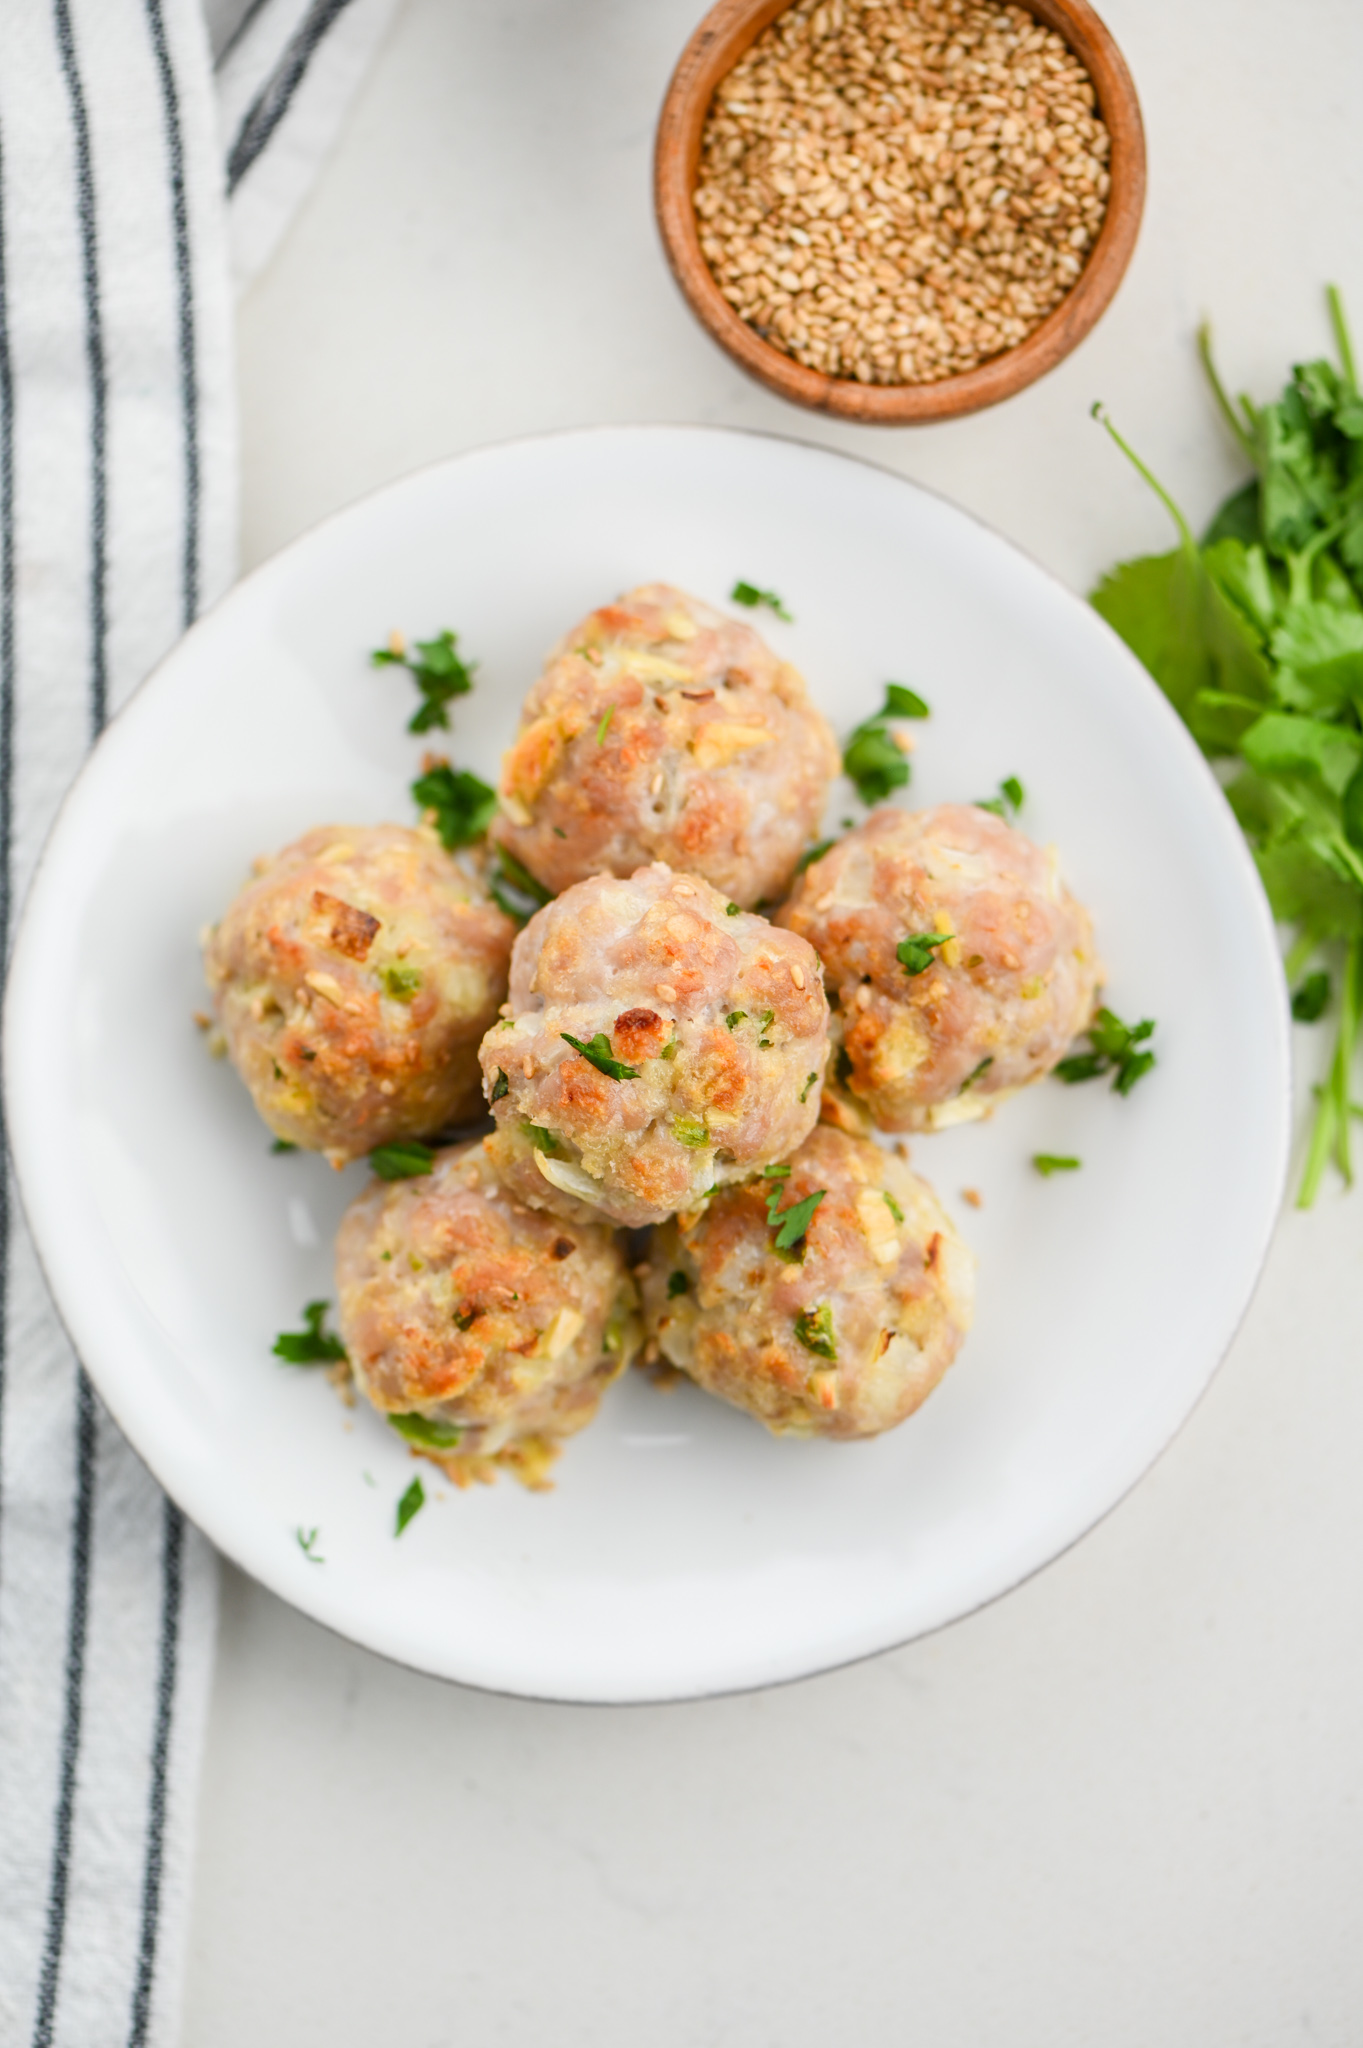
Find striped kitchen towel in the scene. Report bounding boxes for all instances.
[0,3,396,2042]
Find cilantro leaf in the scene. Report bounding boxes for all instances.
[1033,1154,1081,1177]
[1055,1007,1157,1095]
[897,931,950,975]
[373,629,476,734]
[296,1526,324,1563]
[412,764,497,849]
[883,683,930,719]
[843,721,909,806]
[793,1303,837,1359]
[395,1477,426,1535]
[731,581,792,621]
[770,1187,824,1253]
[1293,970,1332,1022]
[389,1412,463,1449]
[561,1031,640,1081]
[490,1067,510,1102]
[489,847,553,928]
[370,1141,436,1180]
[273,1300,346,1365]
[667,1270,689,1298]
[795,838,836,873]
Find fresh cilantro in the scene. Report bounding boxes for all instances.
[883,1190,904,1224]
[795,838,836,873]
[372,628,476,733]
[296,1526,324,1564]
[726,902,741,915]
[726,1010,747,1030]
[411,763,497,850]
[977,777,1026,818]
[762,1162,792,1179]
[1034,1154,1081,1177]
[1293,969,1332,1021]
[389,1412,463,1449]
[660,1039,679,1060]
[842,683,930,805]
[369,1141,436,1180]
[897,931,951,975]
[597,705,615,746]
[793,1303,837,1359]
[667,1270,689,1298]
[561,1031,640,1081]
[273,1301,346,1365]
[799,1071,817,1102]
[959,1055,994,1093]
[673,1115,710,1148]
[769,1186,824,1254]
[731,580,792,621]
[1055,1008,1156,1096]
[395,1477,426,1535]
[522,1122,560,1154]
[495,847,552,906]
[490,1067,510,1102]
[381,962,423,1000]
[270,1138,297,1154]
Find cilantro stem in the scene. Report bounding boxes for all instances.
[1299,927,1363,1206]
[1197,323,1256,466]
[1328,283,1357,394]
[1284,931,1318,983]
[1090,404,1196,553]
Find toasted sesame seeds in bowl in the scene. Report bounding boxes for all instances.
[655,0,1145,423]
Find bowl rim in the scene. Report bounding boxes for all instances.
[654,0,1147,423]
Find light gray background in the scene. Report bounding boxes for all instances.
[186,2,1363,2040]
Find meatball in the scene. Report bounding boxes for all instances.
[640,1125,972,1440]
[777,805,1099,1132]
[204,824,515,1165]
[489,583,839,908]
[479,863,831,1229]
[335,1140,638,1486]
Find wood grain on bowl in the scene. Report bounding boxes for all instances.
[654,0,1146,423]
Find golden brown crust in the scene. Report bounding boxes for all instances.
[204,824,515,1164]
[489,583,839,907]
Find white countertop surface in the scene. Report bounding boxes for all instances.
[185,2,1363,2039]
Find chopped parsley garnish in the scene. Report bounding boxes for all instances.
[726,902,741,915]
[369,1141,436,1179]
[883,1190,905,1224]
[372,628,476,734]
[799,1071,817,1102]
[395,1477,426,1535]
[795,838,836,873]
[793,1303,837,1359]
[490,1067,510,1102]
[270,1138,297,1154]
[842,683,930,805]
[596,705,615,746]
[897,931,951,976]
[673,1115,710,1148]
[977,776,1026,818]
[522,1121,560,1154]
[273,1301,347,1365]
[489,847,553,927]
[1033,1153,1082,1177]
[1293,970,1331,1022]
[1055,1007,1157,1095]
[561,1031,640,1081]
[389,1412,463,1449]
[411,763,497,849]
[726,1010,747,1030]
[381,962,423,1000]
[731,580,792,622]
[296,1526,324,1563]
[667,1270,689,1298]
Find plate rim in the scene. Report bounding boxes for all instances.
[3,420,1293,1703]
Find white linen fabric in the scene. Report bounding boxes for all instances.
[0,2,391,2041]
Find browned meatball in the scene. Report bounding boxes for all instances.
[489,583,839,908]
[204,824,514,1165]
[640,1125,973,1440]
[479,864,830,1229]
[335,1140,638,1487]
[777,805,1099,1132]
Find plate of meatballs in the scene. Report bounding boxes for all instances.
[5,426,1290,1701]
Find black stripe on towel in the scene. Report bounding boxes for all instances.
[126,1499,185,2048]
[0,115,16,1594]
[144,0,201,629]
[52,0,108,737]
[31,1374,98,2048]
[226,0,357,194]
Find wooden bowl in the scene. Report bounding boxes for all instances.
[654,0,1146,423]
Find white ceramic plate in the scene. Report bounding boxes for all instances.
[5,427,1289,1703]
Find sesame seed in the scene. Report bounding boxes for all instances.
[791,962,805,988]
[673,882,696,896]
[522,1055,535,1078]
[657,983,679,1001]
[856,983,872,1009]
[693,0,1110,388]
